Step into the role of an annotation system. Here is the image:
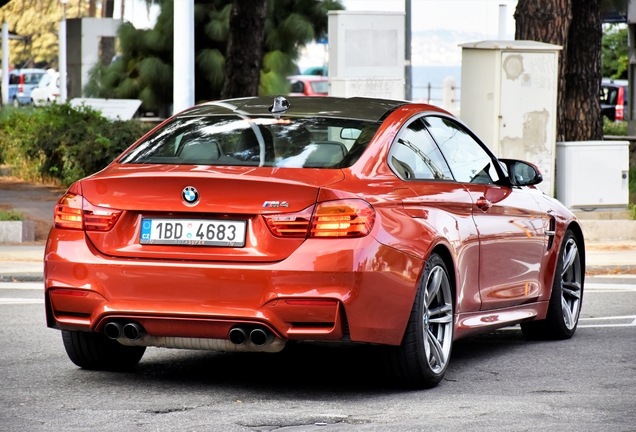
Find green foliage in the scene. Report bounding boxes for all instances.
[602,117,628,135]
[0,103,151,186]
[84,0,343,113]
[602,24,629,79]
[0,210,24,221]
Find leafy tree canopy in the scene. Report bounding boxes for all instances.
[601,24,628,79]
[85,0,342,115]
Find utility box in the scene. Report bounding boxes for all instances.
[556,141,629,209]
[328,11,405,99]
[460,40,562,196]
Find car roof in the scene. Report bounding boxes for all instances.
[287,75,328,82]
[602,78,628,87]
[180,96,410,123]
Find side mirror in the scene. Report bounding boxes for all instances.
[500,159,543,186]
[340,128,361,140]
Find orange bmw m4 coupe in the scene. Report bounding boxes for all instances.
[45,96,584,388]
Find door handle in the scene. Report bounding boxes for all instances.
[476,196,492,211]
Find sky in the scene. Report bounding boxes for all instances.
[343,0,518,37]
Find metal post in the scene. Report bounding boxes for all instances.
[2,22,9,106]
[59,0,68,102]
[173,0,195,115]
[405,0,412,101]
[498,4,507,40]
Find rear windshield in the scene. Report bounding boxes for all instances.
[119,115,381,168]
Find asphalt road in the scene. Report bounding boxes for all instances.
[0,276,635,432]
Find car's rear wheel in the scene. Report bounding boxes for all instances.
[12,97,19,108]
[384,253,454,388]
[62,330,146,371]
[521,230,583,340]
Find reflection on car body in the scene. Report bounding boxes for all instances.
[45,96,585,388]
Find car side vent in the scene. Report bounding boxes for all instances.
[547,217,556,250]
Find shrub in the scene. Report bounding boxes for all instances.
[0,209,24,221]
[0,103,151,186]
[602,117,627,136]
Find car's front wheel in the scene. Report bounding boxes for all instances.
[521,230,584,340]
[384,253,454,388]
[62,330,146,371]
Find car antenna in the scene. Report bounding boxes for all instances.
[269,96,290,119]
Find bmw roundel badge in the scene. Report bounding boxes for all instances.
[182,186,199,205]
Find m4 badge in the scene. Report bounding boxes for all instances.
[262,201,290,208]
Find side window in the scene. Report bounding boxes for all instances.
[424,116,500,184]
[388,118,453,180]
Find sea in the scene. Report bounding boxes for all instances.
[411,65,462,105]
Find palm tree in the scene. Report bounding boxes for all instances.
[84,0,342,115]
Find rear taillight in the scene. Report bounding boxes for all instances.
[54,193,122,231]
[263,199,375,239]
[18,74,24,93]
[616,86,625,121]
[311,200,375,237]
[263,206,313,238]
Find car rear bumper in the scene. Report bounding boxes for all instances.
[45,228,423,346]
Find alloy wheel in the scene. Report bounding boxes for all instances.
[422,266,454,373]
[560,238,582,330]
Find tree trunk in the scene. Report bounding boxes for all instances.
[102,0,114,18]
[562,0,603,141]
[220,0,268,99]
[514,0,572,142]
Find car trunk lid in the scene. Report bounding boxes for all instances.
[81,164,344,262]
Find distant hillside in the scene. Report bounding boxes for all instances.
[412,30,490,66]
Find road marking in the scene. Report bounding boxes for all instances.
[0,282,43,290]
[578,315,636,328]
[585,283,636,292]
[0,298,44,304]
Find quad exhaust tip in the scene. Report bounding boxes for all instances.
[123,322,145,340]
[228,326,273,346]
[104,322,123,340]
[104,321,146,341]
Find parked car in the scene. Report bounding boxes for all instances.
[7,68,46,107]
[45,96,584,388]
[600,78,628,121]
[30,70,60,106]
[288,75,328,96]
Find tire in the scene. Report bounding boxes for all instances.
[62,330,146,371]
[384,253,454,388]
[521,230,583,340]
[12,97,20,108]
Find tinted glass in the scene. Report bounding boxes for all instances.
[290,81,304,93]
[600,86,618,104]
[310,81,329,94]
[424,116,499,184]
[24,73,44,84]
[120,115,380,169]
[388,118,453,180]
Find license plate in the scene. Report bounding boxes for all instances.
[139,218,246,246]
